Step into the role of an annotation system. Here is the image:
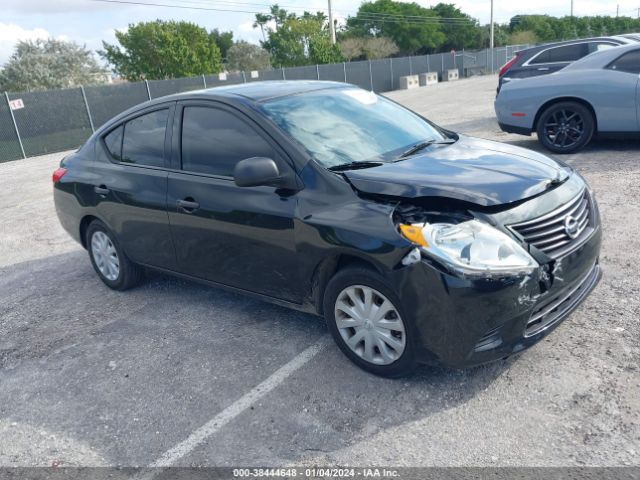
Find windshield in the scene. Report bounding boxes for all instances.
[260,88,448,168]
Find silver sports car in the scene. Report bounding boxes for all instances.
[495,43,640,153]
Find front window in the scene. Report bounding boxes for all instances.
[181,106,275,177]
[260,88,448,168]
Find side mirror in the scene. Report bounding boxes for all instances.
[234,157,288,188]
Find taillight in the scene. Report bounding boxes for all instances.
[52,167,68,183]
[499,53,520,77]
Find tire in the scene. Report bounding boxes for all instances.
[323,266,417,377]
[85,220,144,291]
[536,101,595,154]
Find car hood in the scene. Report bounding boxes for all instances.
[343,135,571,207]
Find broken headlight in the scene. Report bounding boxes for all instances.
[400,220,538,277]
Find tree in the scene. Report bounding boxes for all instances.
[509,30,538,45]
[361,37,399,59]
[100,20,222,80]
[432,3,482,51]
[339,37,399,60]
[0,39,106,92]
[253,13,271,42]
[210,29,234,60]
[345,0,445,54]
[256,5,343,66]
[509,15,557,41]
[507,14,640,42]
[226,41,271,71]
[339,38,365,60]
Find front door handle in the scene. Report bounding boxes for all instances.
[537,67,550,71]
[94,185,110,195]
[177,198,200,213]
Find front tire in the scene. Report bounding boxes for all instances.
[323,267,417,377]
[86,220,144,291]
[536,101,594,154]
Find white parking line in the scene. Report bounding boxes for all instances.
[135,337,329,478]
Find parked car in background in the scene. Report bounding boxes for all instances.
[618,32,640,41]
[495,43,640,153]
[54,81,602,377]
[497,35,637,92]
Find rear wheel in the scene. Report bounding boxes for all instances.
[86,220,144,290]
[323,267,417,377]
[536,101,594,154]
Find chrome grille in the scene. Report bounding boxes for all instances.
[509,189,592,258]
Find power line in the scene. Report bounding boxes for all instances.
[88,0,479,25]
[90,0,261,14]
[146,0,479,20]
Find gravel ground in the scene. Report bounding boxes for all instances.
[0,75,638,469]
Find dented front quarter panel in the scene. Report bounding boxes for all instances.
[292,156,601,368]
[294,162,416,300]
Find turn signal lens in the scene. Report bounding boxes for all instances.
[399,224,428,247]
[52,167,67,183]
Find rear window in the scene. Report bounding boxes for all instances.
[529,43,588,64]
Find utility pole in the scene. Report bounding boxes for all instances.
[616,4,619,16]
[328,0,336,44]
[570,0,573,17]
[490,0,494,72]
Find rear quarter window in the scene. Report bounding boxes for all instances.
[103,125,123,161]
[608,50,640,75]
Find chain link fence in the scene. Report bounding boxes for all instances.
[0,44,528,162]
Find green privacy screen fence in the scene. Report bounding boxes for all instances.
[0,45,527,163]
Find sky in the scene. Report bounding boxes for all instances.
[2,0,639,65]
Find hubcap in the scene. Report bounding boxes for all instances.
[91,231,120,281]
[543,108,584,149]
[334,285,406,365]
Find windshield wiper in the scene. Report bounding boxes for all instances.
[397,138,457,159]
[328,161,385,172]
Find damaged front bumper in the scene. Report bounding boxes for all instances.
[390,225,602,368]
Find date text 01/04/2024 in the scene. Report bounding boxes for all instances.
[232,467,400,477]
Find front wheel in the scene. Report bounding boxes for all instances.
[536,101,595,154]
[323,267,417,377]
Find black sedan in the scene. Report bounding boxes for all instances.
[53,81,602,377]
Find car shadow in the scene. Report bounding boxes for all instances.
[0,250,515,466]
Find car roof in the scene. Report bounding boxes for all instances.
[617,33,640,41]
[164,80,347,103]
[564,42,640,70]
[517,36,628,56]
[95,80,353,134]
[610,35,640,44]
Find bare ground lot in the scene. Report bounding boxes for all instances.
[0,75,638,468]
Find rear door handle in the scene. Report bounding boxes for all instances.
[94,185,110,195]
[537,67,550,71]
[177,198,200,213]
